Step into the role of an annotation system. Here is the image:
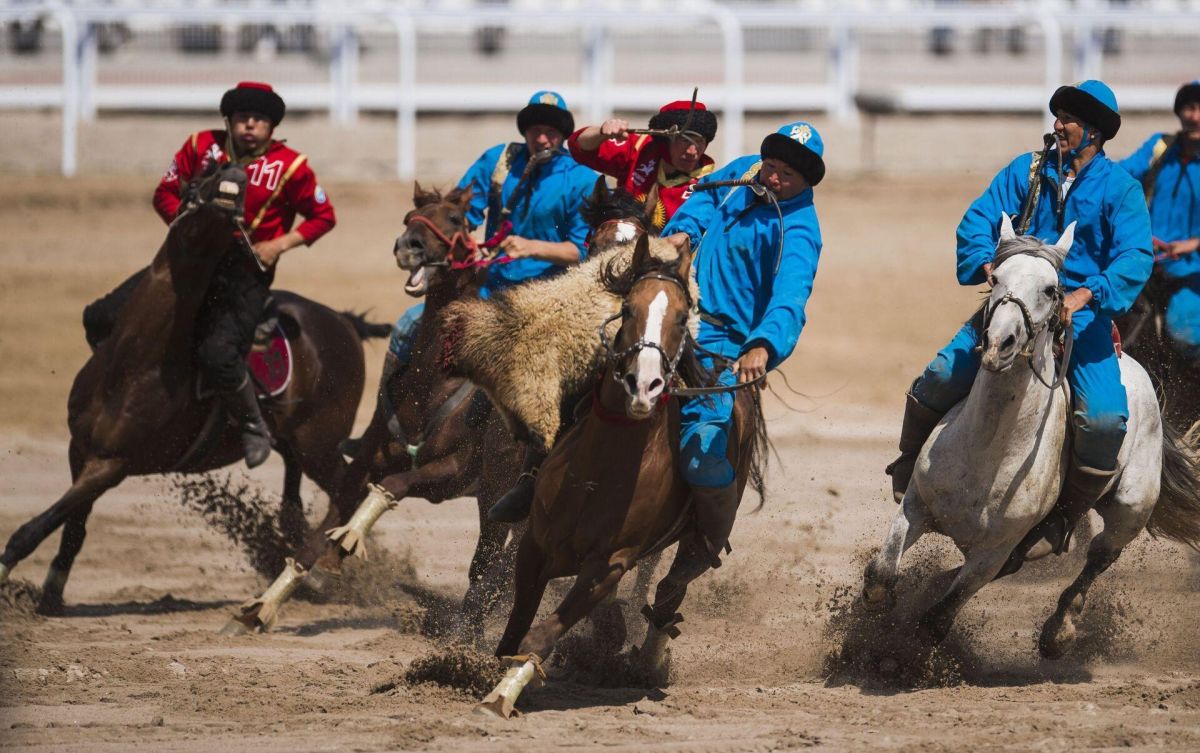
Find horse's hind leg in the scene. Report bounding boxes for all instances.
[454,501,513,646]
[862,491,931,611]
[0,456,125,611]
[1039,499,1150,660]
[277,442,307,550]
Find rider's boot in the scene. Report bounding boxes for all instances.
[691,483,740,569]
[487,469,537,523]
[996,460,1117,579]
[339,353,404,458]
[220,376,274,469]
[884,388,945,503]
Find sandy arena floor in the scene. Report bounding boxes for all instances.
[2,118,1200,751]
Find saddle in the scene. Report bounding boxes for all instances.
[195,299,293,400]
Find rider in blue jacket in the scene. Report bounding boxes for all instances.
[659,121,825,567]
[1118,80,1200,361]
[888,80,1153,573]
[353,93,596,456]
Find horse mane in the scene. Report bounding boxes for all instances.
[580,186,646,230]
[993,234,1066,271]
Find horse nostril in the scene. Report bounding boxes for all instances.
[648,378,663,394]
[1001,334,1017,351]
[623,373,638,395]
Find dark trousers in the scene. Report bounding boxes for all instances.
[83,249,271,393]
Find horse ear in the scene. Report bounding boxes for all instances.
[642,182,661,230]
[631,231,651,272]
[447,184,474,207]
[590,176,609,205]
[1055,221,1076,253]
[674,242,693,280]
[998,212,1017,242]
[413,181,436,208]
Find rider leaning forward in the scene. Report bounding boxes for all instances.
[82,81,336,468]
[1118,80,1200,362]
[888,80,1153,574]
[370,91,597,449]
[567,99,719,230]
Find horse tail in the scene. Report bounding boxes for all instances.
[1147,419,1200,551]
[340,310,394,341]
[747,386,772,512]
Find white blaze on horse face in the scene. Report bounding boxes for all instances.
[629,290,669,411]
[615,222,638,243]
[983,256,1057,371]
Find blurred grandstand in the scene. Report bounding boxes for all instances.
[2,0,1198,175]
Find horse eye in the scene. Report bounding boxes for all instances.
[448,213,463,224]
[1043,285,1057,298]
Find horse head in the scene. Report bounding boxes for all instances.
[394,182,476,296]
[981,213,1073,372]
[603,233,694,418]
[178,161,246,222]
[582,177,660,252]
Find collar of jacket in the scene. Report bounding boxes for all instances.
[1040,147,1109,187]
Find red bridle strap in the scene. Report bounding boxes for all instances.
[405,214,518,270]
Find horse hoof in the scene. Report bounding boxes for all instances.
[473,699,515,720]
[860,583,895,612]
[218,616,257,637]
[1039,620,1074,660]
[35,593,64,617]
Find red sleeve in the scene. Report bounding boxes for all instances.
[567,128,640,178]
[284,162,336,245]
[152,135,200,225]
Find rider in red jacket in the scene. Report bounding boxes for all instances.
[84,82,336,468]
[567,100,718,231]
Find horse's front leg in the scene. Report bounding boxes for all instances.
[861,490,931,612]
[916,541,1012,647]
[479,550,634,719]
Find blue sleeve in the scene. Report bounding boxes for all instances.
[662,158,748,248]
[745,220,822,370]
[1116,134,1160,182]
[955,154,1031,286]
[1085,180,1152,318]
[457,144,503,230]
[562,167,595,258]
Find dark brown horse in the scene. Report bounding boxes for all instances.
[0,163,383,613]
[1118,270,1200,439]
[226,184,524,639]
[476,234,768,718]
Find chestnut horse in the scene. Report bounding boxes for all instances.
[476,234,768,718]
[228,184,524,639]
[1117,269,1200,440]
[0,163,383,613]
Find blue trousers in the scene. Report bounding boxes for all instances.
[911,305,1128,471]
[679,358,739,488]
[1165,285,1200,363]
[387,303,424,364]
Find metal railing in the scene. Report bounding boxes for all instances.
[3,1,1199,177]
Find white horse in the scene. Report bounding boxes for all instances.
[862,214,1200,660]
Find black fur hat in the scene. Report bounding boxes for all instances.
[648,101,718,143]
[219,81,286,126]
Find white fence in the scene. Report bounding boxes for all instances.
[3,1,1200,177]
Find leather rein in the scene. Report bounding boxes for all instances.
[404,214,515,270]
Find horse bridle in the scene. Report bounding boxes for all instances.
[599,272,692,388]
[979,277,1072,392]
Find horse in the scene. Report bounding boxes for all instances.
[1117,269,1200,440]
[474,233,768,719]
[860,214,1200,664]
[0,163,385,614]
[224,183,525,639]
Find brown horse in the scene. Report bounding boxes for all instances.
[0,163,382,614]
[476,234,768,718]
[227,184,524,639]
[1118,270,1200,438]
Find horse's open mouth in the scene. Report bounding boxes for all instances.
[404,266,429,296]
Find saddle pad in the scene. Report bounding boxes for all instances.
[247,323,293,398]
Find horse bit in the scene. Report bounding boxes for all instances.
[979,281,1072,392]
